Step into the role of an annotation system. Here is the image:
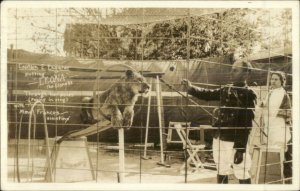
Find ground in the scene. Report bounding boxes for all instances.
[8,140,220,183]
[7,127,284,184]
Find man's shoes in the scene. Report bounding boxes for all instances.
[239,178,251,184]
[217,174,228,184]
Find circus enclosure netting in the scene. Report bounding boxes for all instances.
[6,8,293,184]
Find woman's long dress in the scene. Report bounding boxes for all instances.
[262,87,291,150]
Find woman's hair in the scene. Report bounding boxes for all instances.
[270,71,286,87]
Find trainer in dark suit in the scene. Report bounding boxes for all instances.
[182,60,257,184]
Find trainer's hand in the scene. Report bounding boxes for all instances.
[234,150,244,165]
[181,79,192,89]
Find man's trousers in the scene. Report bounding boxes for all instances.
[213,137,251,180]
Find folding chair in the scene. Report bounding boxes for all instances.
[167,122,191,144]
[171,122,206,171]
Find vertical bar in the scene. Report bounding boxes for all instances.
[184,8,191,183]
[118,128,125,183]
[140,8,146,183]
[143,78,152,158]
[54,8,59,182]
[31,112,36,181]
[13,8,19,182]
[27,119,31,182]
[264,9,272,184]
[280,148,285,184]
[96,7,101,183]
[156,75,164,164]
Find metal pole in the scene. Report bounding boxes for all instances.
[156,75,165,165]
[143,78,152,159]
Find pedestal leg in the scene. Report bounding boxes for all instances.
[118,128,125,183]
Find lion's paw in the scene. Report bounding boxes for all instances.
[112,117,123,129]
[123,118,132,129]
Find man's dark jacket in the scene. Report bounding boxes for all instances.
[188,82,257,152]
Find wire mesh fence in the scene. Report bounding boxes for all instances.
[5,6,293,185]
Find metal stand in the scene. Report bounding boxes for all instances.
[142,72,170,167]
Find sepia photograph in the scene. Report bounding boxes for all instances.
[1,1,299,190]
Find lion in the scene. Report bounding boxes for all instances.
[57,69,150,143]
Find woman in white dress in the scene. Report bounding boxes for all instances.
[261,71,292,148]
[260,71,292,183]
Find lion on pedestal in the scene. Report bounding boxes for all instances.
[57,69,150,143]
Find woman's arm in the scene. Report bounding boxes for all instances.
[277,92,292,124]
